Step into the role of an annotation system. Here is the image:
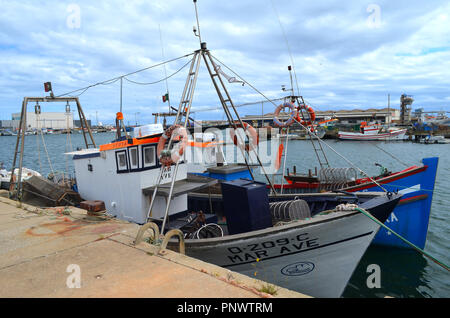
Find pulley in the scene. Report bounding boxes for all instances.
[34,102,41,115]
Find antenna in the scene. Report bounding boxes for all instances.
[159,24,171,113]
[193,0,203,47]
[288,65,294,96]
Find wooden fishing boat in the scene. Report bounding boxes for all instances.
[68,119,402,298]
[274,157,438,249]
[338,122,407,141]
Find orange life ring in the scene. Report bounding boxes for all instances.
[229,122,259,152]
[157,125,188,166]
[273,102,297,128]
[296,105,316,126]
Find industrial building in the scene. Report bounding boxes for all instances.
[2,112,74,130]
[242,108,400,128]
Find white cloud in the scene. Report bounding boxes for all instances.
[0,0,449,124]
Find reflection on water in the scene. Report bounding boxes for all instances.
[343,245,429,298]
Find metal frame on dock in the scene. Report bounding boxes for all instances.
[9,96,96,200]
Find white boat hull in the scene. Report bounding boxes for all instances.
[338,129,407,141]
[182,210,379,298]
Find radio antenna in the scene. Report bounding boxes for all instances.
[193,0,203,47]
[159,24,171,113]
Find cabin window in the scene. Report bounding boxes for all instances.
[115,150,129,173]
[128,146,139,170]
[142,145,156,168]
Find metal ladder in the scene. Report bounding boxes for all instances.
[145,50,202,232]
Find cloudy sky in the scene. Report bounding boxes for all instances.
[0,0,449,124]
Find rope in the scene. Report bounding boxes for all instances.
[57,53,195,97]
[123,57,193,85]
[34,113,55,176]
[35,115,43,174]
[355,207,449,272]
[159,24,172,112]
[292,116,388,192]
[210,53,387,192]
[189,97,285,114]
[372,144,411,168]
[270,0,301,97]
[211,54,281,110]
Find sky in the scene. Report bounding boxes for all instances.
[0,0,449,125]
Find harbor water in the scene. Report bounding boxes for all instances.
[0,132,448,298]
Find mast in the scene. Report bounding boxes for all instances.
[146,0,278,232]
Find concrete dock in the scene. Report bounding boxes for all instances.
[0,192,308,298]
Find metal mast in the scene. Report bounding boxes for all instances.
[145,0,277,233]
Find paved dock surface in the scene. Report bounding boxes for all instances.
[0,194,308,298]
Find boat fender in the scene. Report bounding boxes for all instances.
[157,125,188,166]
[274,143,284,172]
[296,104,316,126]
[273,102,297,128]
[229,122,259,152]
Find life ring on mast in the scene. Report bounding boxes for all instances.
[273,102,297,128]
[229,122,259,152]
[296,104,316,126]
[157,125,188,166]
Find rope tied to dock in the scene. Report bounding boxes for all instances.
[355,207,449,272]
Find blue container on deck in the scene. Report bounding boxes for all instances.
[221,179,272,235]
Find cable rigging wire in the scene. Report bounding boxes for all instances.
[123,57,194,86]
[56,53,195,98]
[210,53,388,192]
[270,0,302,97]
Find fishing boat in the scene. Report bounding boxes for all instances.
[65,39,404,298]
[68,123,401,298]
[278,158,438,249]
[338,122,407,141]
[0,167,42,190]
[419,135,450,144]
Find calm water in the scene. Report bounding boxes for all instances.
[0,132,448,298]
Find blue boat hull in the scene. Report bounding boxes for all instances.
[192,158,438,250]
[349,157,438,249]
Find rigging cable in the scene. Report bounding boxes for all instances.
[123,57,194,86]
[372,144,411,168]
[211,53,388,192]
[56,53,195,97]
[270,0,301,97]
[356,207,449,272]
[159,24,172,112]
[189,97,284,114]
